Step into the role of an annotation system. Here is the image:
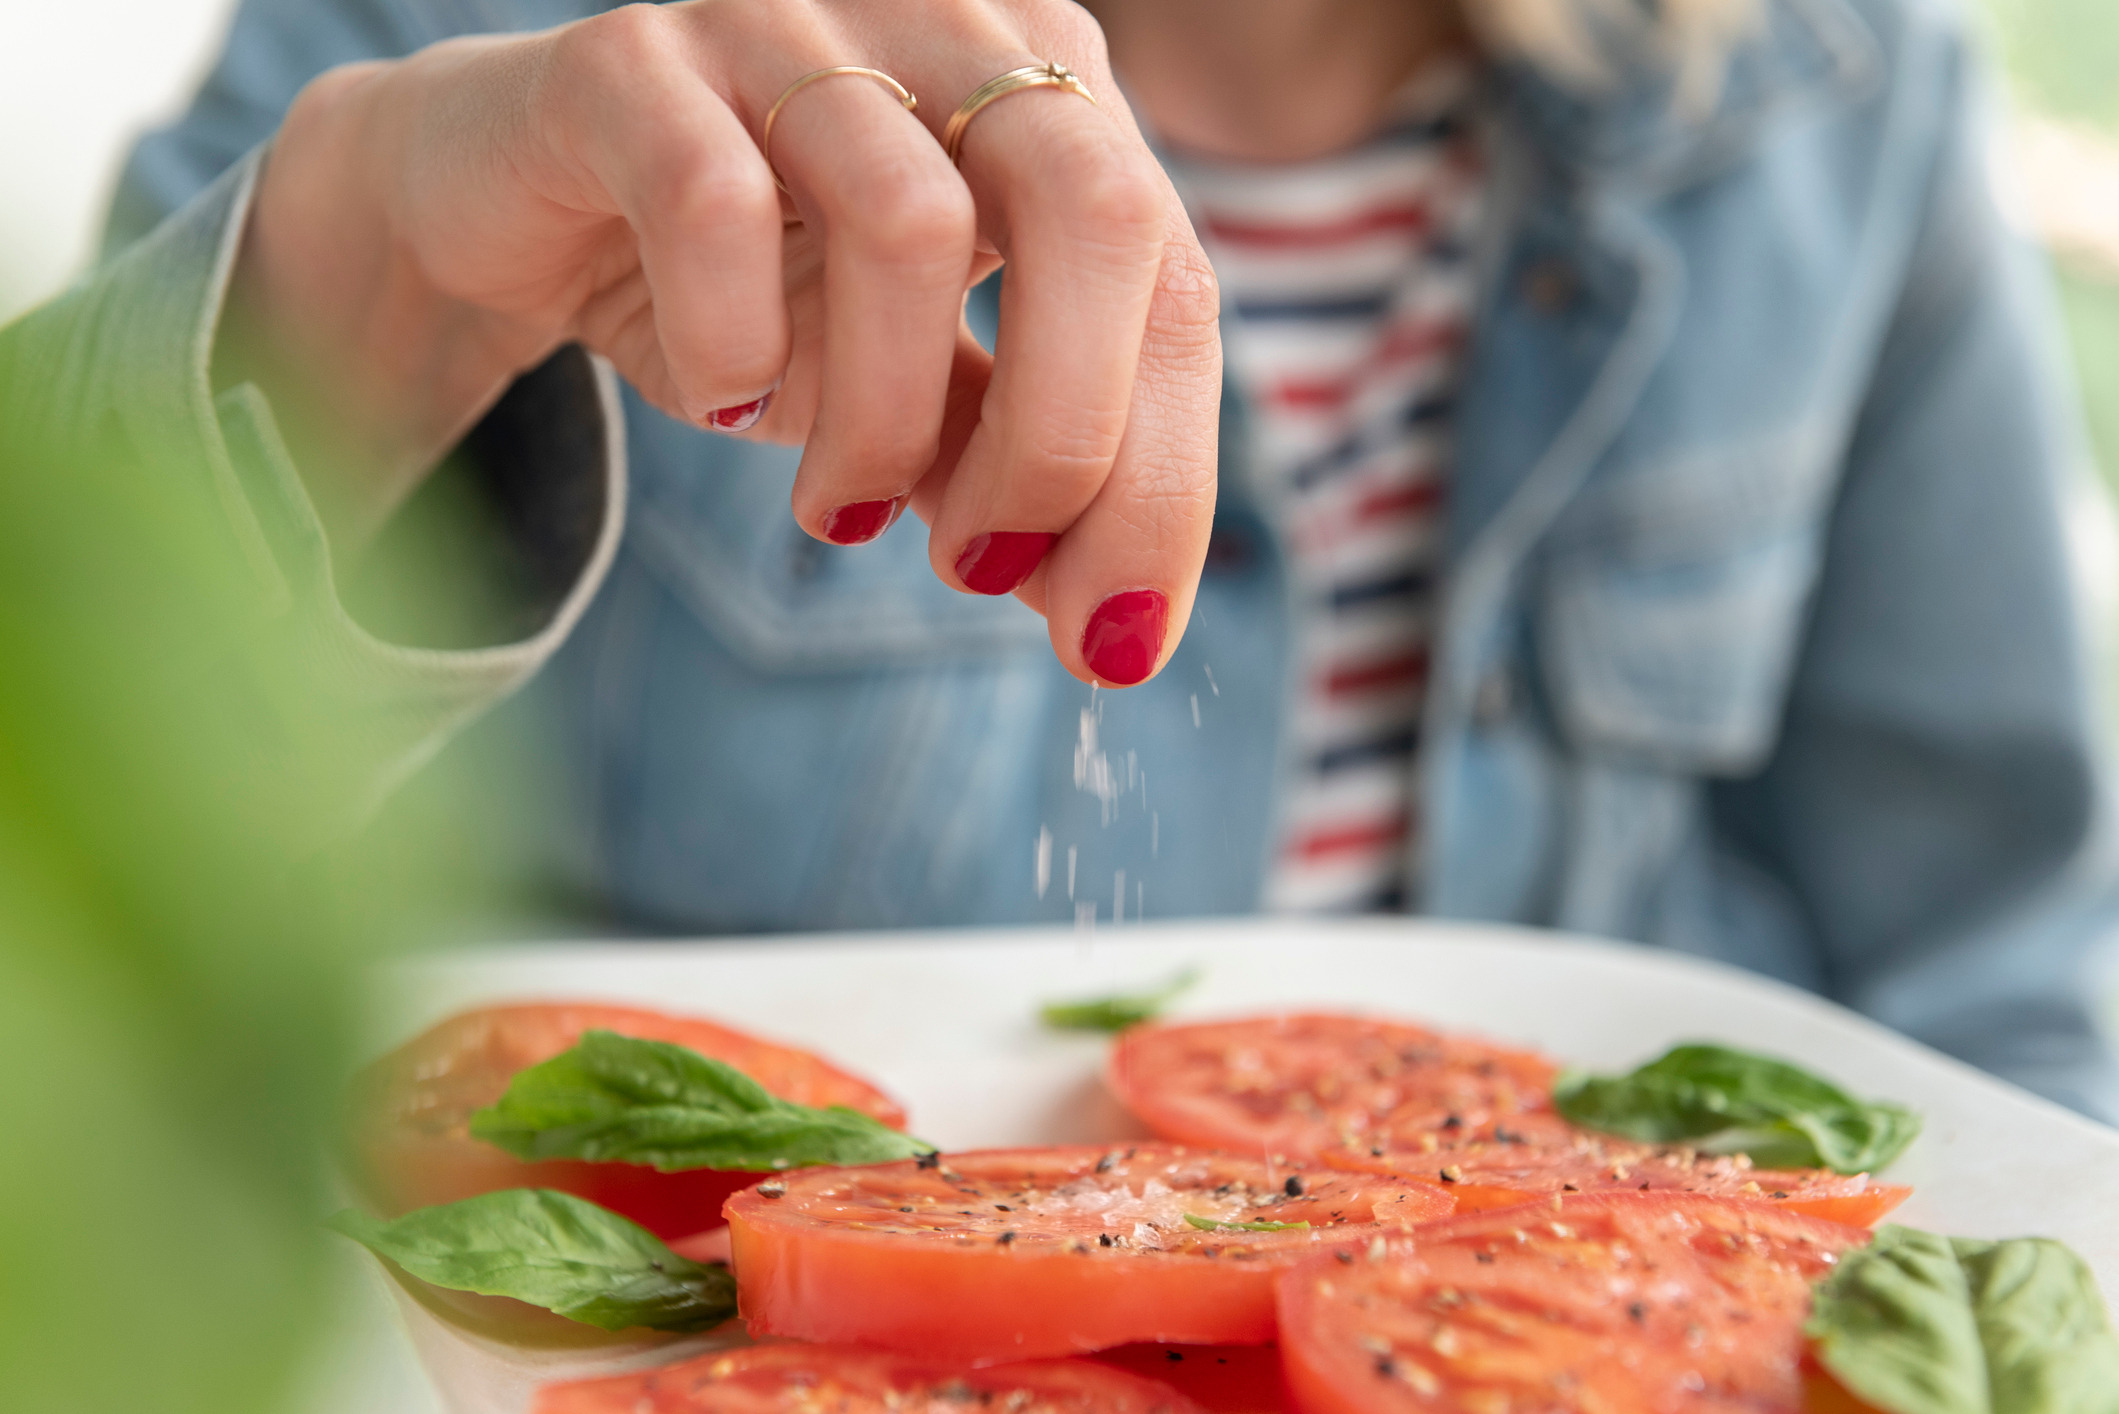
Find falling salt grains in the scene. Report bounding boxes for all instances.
[1073,707,1122,825]
[1035,826,1052,899]
[1203,664,1219,697]
[1151,812,1159,858]
[1191,694,1201,728]
[1067,845,1077,900]
[1075,901,1097,932]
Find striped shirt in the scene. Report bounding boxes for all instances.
[1169,66,1484,914]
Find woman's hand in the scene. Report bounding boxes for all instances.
[230,0,1220,687]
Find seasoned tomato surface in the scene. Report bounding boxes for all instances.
[533,1346,1209,1414]
[348,1002,908,1238]
[1112,1014,1907,1228]
[725,1144,1456,1361]
[1277,1192,1871,1414]
[1323,1111,1911,1228]
[1110,1014,1558,1157]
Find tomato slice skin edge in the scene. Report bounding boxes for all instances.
[729,1212,1289,1359]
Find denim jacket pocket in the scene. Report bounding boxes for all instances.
[1537,424,1839,773]
[620,391,1050,672]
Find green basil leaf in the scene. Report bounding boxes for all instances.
[1552,1042,1920,1174]
[1953,1235,2119,1414]
[1041,966,1201,1032]
[326,1190,735,1333]
[1806,1225,2119,1414]
[1808,1226,1991,1414]
[1182,1213,1310,1233]
[468,1030,931,1172]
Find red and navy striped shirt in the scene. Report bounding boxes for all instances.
[1170,65,1484,913]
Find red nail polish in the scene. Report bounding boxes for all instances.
[820,496,905,546]
[955,531,1058,596]
[1081,588,1170,687]
[705,392,773,432]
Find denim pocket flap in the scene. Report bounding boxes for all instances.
[1539,426,1837,771]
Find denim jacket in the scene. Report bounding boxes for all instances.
[74,0,2119,1121]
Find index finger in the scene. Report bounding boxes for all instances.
[1024,212,1223,685]
[923,67,1217,684]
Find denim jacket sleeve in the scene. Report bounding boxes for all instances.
[1711,24,2119,1123]
[5,67,625,828]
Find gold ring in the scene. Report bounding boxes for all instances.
[761,66,917,193]
[941,61,1097,166]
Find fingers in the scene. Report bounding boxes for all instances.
[923,80,1167,593]
[1031,224,1224,686]
[538,7,790,421]
[764,66,979,544]
[908,43,1219,686]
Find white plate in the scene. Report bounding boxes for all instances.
[331,917,2119,1413]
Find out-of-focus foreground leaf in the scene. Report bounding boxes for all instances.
[0,301,492,1412]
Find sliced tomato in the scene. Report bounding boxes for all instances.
[725,1144,1456,1361]
[1090,1345,1289,1413]
[532,1345,1210,1414]
[1112,1014,1908,1228]
[1323,1111,1911,1227]
[1276,1191,1871,1414]
[347,1002,908,1238]
[1110,1014,1558,1157]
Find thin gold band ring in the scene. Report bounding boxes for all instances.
[760,66,918,193]
[941,61,1098,166]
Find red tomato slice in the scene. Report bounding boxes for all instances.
[347,1002,908,1238]
[725,1144,1456,1361]
[1090,1345,1289,1414]
[1110,1014,1558,1156]
[532,1345,1211,1414]
[1323,1111,1912,1228]
[1276,1191,1871,1414]
[1111,1014,1908,1228]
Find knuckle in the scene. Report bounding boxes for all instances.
[1027,397,1130,477]
[839,159,975,269]
[662,150,778,233]
[1035,2,1112,62]
[1152,237,1224,335]
[558,3,671,79]
[1060,149,1166,250]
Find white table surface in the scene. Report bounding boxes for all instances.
[316,917,2119,1413]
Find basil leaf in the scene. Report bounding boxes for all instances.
[1041,966,1201,1032]
[1807,1225,2119,1414]
[326,1190,735,1333]
[469,1030,931,1172]
[1182,1213,1310,1233]
[1552,1042,1920,1174]
[1808,1226,1991,1414]
[1954,1235,2119,1414]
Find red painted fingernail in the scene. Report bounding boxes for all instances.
[705,391,773,432]
[820,496,905,546]
[1081,588,1170,687]
[955,531,1058,596]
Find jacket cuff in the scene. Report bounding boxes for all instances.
[5,147,625,816]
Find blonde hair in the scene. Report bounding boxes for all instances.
[1469,0,1765,112]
